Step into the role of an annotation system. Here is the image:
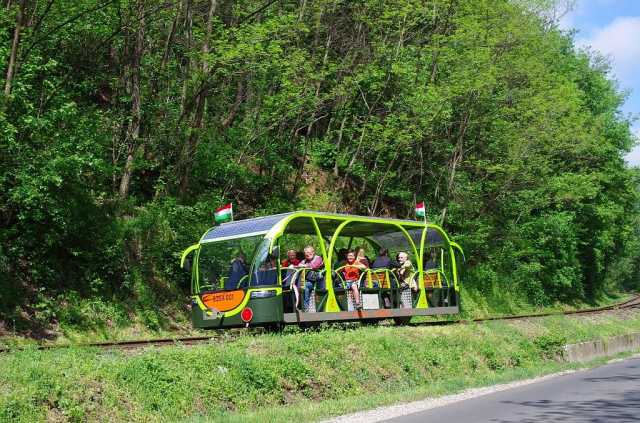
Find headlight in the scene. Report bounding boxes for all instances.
[250,290,277,299]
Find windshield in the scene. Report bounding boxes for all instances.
[197,236,265,292]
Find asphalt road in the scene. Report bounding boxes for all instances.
[384,357,640,423]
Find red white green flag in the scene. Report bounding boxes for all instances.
[415,201,426,219]
[214,203,233,224]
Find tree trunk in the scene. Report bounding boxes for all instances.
[160,0,182,70]
[178,0,217,197]
[4,0,26,97]
[341,124,366,189]
[221,77,244,129]
[441,109,471,223]
[179,0,192,116]
[119,0,146,199]
[333,115,346,177]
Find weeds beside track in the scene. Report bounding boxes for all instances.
[2,294,639,353]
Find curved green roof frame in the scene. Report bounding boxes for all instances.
[182,210,461,313]
[265,211,459,312]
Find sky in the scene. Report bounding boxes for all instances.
[558,0,640,165]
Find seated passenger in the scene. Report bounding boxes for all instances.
[259,252,277,270]
[255,252,278,285]
[226,251,248,289]
[336,248,349,267]
[281,249,301,268]
[370,248,397,294]
[354,246,370,268]
[281,249,300,293]
[371,248,398,270]
[422,249,442,288]
[423,249,438,270]
[396,251,416,292]
[341,250,365,310]
[299,245,324,312]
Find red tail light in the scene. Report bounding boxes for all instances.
[240,307,253,322]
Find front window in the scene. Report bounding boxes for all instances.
[250,240,280,286]
[197,236,265,292]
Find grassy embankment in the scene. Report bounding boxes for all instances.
[1,282,631,349]
[2,311,640,422]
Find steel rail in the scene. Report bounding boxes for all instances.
[1,294,639,353]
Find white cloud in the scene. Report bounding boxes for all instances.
[558,13,574,31]
[577,17,640,82]
[560,5,640,166]
[558,0,616,32]
[626,126,640,166]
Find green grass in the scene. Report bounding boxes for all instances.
[458,284,631,319]
[3,283,632,350]
[2,312,640,422]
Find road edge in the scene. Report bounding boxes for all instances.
[325,352,640,423]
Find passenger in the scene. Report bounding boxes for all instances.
[281,249,301,297]
[336,248,349,267]
[226,250,248,289]
[397,251,416,292]
[423,249,438,270]
[371,248,398,270]
[281,249,301,268]
[354,246,370,268]
[299,245,324,312]
[370,248,397,297]
[256,252,278,285]
[341,250,365,310]
[421,249,442,289]
[258,255,274,270]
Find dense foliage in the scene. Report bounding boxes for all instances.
[1,0,638,333]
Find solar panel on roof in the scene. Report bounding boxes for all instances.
[199,210,435,244]
[370,228,423,249]
[426,228,445,245]
[200,212,293,243]
[369,227,446,248]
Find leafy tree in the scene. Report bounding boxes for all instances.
[1,0,637,332]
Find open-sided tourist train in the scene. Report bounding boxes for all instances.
[181,211,464,329]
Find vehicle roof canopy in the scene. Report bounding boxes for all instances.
[200,212,292,243]
[200,211,448,246]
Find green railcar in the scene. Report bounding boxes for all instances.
[181,211,464,329]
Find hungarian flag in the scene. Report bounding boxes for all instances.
[415,201,426,219]
[214,203,233,224]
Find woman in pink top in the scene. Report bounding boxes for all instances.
[299,245,324,312]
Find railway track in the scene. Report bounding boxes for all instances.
[464,292,640,323]
[2,294,639,353]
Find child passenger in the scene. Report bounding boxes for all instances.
[354,246,370,268]
[299,246,324,312]
[341,250,367,310]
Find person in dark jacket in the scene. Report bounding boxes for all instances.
[226,251,248,289]
[371,248,398,270]
[424,249,443,272]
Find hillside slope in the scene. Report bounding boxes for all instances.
[1,0,639,336]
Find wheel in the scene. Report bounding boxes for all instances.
[264,322,284,333]
[393,317,412,326]
[298,322,321,331]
